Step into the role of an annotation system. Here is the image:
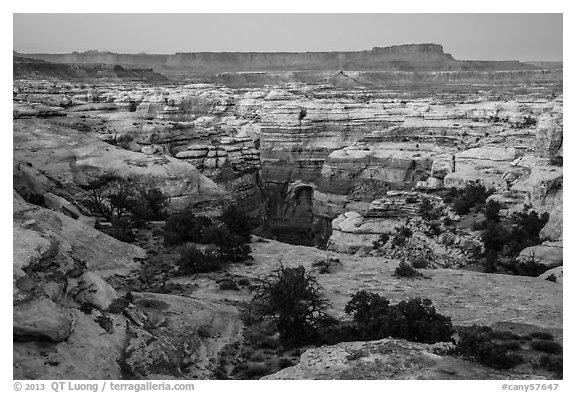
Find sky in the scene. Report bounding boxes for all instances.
[13,13,563,62]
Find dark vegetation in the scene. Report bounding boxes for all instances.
[248,264,332,346]
[455,325,524,369]
[419,197,443,221]
[164,206,253,275]
[221,265,563,379]
[343,291,453,344]
[393,261,422,278]
[443,181,494,216]
[81,174,167,242]
[480,200,549,275]
[442,182,549,275]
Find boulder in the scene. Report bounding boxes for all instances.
[72,272,118,310]
[13,297,74,342]
[539,266,563,284]
[517,241,563,268]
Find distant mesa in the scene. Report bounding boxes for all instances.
[14,43,552,78]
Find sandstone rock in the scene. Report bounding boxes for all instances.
[540,204,562,241]
[539,266,563,284]
[535,113,563,159]
[43,192,82,219]
[517,241,563,268]
[72,272,118,310]
[263,338,541,380]
[13,227,56,271]
[13,297,75,342]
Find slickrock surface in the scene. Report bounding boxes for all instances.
[263,339,543,380]
[13,196,243,380]
[179,238,562,332]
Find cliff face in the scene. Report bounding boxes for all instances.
[18,44,540,77]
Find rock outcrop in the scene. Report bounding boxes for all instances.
[264,338,542,380]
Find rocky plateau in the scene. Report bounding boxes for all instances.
[13,45,563,380]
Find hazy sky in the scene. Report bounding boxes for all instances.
[13,13,563,61]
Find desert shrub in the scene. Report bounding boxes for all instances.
[411,258,429,269]
[221,205,252,242]
[103,217,136,243]
[219,279,239,291]
[471,220,487,231]
[394,261,421,278]
[483,249,498,273]
[448,182,493,216]
[539,355,563,378]
[81,174,168,232]
[249,265,332,346]
[419,198,442,221]
[394,298,454,343]
[487,330,521,341]
[529,332,554,340]
[425,222,442,237]
[344,292,453,344]
[317,321,361,345]
[484,200,501,223]
[164,207,252,263]
[456,325,524,370]
[372,233,390,249]
[549,156,563,167]
[345,290,390,326]
[392,226,412,247]
[237,278,251,287]
[130,185,168,223]
[164,210,213,246]
[530,340,563,355]
[177,245,222,275]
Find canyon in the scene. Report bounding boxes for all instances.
[13,45,563,380]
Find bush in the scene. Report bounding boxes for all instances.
[484,200,501,223]
[456,325,525,370]
[177,245,222,275]
[448,182,493,216]
[419,198,442,221]
[344,292,453,344]
[103,217,135,243]
[164,210,213,246]
[539,355,563,378]
[392,226,412,247]
[164,207,252,263]
[221,205,252,242]
[411,257,429,269]
[249,265,332,346]
[530,340,562,355]
[219,279,239,291]
[130,185,168,223]
[529,331,554,340]
[345,290,390,326]
[373,233,390,249]
[394,261,421,278]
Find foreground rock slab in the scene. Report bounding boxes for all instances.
[264,338,544,380]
